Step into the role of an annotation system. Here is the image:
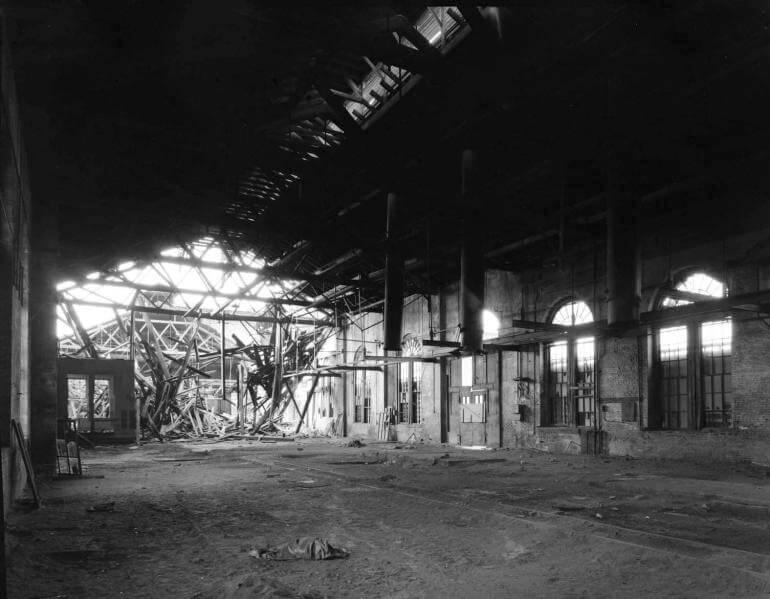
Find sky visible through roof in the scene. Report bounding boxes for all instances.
[56,237,325,340]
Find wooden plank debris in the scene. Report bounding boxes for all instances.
[130,314,336,441]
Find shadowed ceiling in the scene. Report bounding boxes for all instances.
[8,2,770,311]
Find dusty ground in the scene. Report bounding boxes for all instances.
[6,438,770,598]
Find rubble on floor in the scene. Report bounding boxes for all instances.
[250,537,350,561]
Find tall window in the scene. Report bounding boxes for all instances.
[398,361,422,424]
[546,300,595,426]
[657,272,731,429]
[658,325,689,428]
[353,346,370,423]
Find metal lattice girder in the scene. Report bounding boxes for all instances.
[60,281,314,308]
[79,252,378,290]
[62,299,334,327]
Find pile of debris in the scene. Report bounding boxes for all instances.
[134,317,335,442]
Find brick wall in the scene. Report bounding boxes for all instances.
[732,319,770,429]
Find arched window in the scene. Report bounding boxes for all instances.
[656,272,731,429]
[547,300,595,427]
[551,300,594,326]
[660,272,725,308]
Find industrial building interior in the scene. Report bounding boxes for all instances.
[0,2,769,598]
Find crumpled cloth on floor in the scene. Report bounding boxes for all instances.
[250,537,350,561]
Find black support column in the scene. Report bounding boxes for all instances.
[460,149,485,352]
[29,166,59,469]
[606,155,641,326]
[383,192,404,352]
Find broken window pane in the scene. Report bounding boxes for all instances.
[93,377,113,419]
[67,375,88,420]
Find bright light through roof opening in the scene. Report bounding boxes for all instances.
[56,238,328,338]
[482,309,500,340]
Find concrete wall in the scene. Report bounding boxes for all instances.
[0,19,32,509]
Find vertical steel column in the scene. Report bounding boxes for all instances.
[341,329,348,437]
[606,156,640,325]
[383,192,405,352]
[129,310,139,444]
[460,149,485,352]
[271,322,283,414]
[0,428,5,599]
[236,364,243,430]
[129,310,135,361]
[220,317,226,411]
[606,71,640,326]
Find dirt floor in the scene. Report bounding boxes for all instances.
[6,437,770,598]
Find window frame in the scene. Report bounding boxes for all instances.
[65,373,116,433]
[544,300,597,428]
[353,369,370,424]
[652,272,732,430]
[397,360,422,424]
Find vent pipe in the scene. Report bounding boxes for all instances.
[606,153,641,325]
[460,149,485,352]
[383,192,405,351]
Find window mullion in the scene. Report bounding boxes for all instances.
[688,322,700,430]
[88,374,95,434]
[565,339,577,426]
[406,360,415,424]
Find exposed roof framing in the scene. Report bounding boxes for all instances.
[11,3,770,318]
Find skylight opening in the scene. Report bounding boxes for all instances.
[338,7,465,125]
[160,247,184,258]
[56,238,318,342]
